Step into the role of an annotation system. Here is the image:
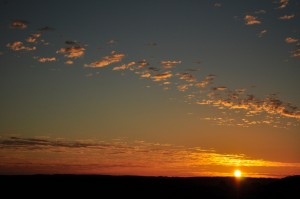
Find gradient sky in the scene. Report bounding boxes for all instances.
[0,0,300,178]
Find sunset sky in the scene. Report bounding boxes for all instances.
[0,0,300,178]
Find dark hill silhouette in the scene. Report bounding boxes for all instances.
[1,175,299,198]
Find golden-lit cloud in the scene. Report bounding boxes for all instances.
[113,62,136,71]
[10,19,28,29]
[65,60,74,65]
[151,71,173,81]
[6,41,36,51]
[285,37,298,43]
[176,72,196,83]
[0,136,299,177]
[36,57,57,63]
[195,74,215,88]
[26,33,41,43]
[279,14,295,20]
[161,61,181,69]
[277,0,289,9]
[84,51,125,68]
[244,15,261,25]
[57,46,85,58]
[212,86,227,91]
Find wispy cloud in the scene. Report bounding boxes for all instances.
[161,61,181,69]
[84,51,125,68]
[254,10,266,14]
[113,62,136,71]
[6,41,36,51]
[213,3,222,7]
[244,15,261,25]
[10,19,28,29]
[279,14,295,20]
[285,37,298,43]
[258,30,267,38]
[36,57,57,63]
[0,136,299,177]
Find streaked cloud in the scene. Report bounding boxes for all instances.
[161,61,181,69]
[36,57,57,63]
[279,14,295,20]
[244,15,261,25]
[84,51,125,68]
[254,10,266,14]
[10,19,28,29]
[6,41,36,51]
[151,71,173,81]
[113,62,136,71]
[212,86,227,91]
[0,136,299,177]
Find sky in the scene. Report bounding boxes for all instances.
[0,0,300,178]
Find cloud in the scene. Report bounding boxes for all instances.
[10,19,28,29]
[84,51,125,68]
[277,0,289,9]
[279,14,295,20]
[151,71,173,81]
[161,61,181,69]
[0,136,299,177]
[244,15,261,25]
[6,41,36,51]
[212,86,227,91]
[65,60,74,65]
[57,46,85,58]
[136,60,149,69]
[26,33,41,43]
[113,62,136,71]
[176,72,196,83]
[213,3,222,7]
[195,74,216,88]
[36,57,57,63]
[285,37,298,43]
[177,84,193,92]
[254,10,266,14]
[258,30,267,38]
[38,26,55,31]
[291,49,300,57]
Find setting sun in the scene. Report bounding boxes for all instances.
[234,170,242,178]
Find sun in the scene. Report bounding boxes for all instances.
[234,169,242,178]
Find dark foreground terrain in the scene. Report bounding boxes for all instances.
[1,175,299,198]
